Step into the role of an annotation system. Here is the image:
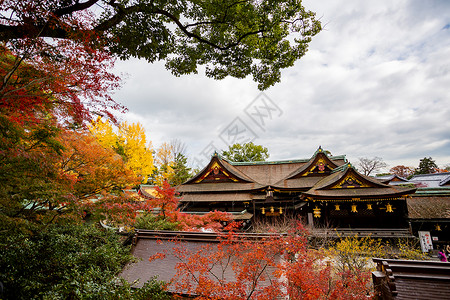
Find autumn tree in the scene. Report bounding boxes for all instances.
[415,157,438,175]
[357,157,388,176]
[0,38,122,127]
[390,165,415,178]
[152,224,373,298]
[151,139,192,186]
[118,121,155,179]
[153,142,176,185]
[138,180,232,231]
[89,118,155,182]
[222,142,270,162]
[0,0,321,90]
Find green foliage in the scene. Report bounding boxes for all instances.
[134,213,180,231]
[1,0,321,90]
[170,153,192,186]
[415,157,438,174]
[0,114,64,225]
[375,173,391,177]
[104,0,322,90]
[0,223,169,299]
[222,142,270,162]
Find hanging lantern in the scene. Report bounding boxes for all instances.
[367,203,373,210]
[435,224,442,231]
[386,203,394,213]
[313,206,321,218]
[279,207,283,214]
[335,204,340,211]
[270,206,274,213]
[261,207,266,215]
[351,204,358,213]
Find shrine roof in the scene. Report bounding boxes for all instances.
[177,182,264,193]
[228,154,346,165]
[178,148,349,193]
[179,192,256,202]
[232,161,307,185]
[312,164,388,189]
[409,172,450,187]
[407,195,450,219]
[302,164,416,199]
[272,177,324,190]
[375,174,411,185]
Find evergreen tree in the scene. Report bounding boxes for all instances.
[171,153,192,186]
[415,157,438,174]
[222,142,269,162]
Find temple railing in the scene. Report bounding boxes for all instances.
[311,227,414,238]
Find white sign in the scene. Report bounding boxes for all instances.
[418,231,433,252]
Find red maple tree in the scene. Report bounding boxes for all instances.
[141,181,233,232]
[156,223,373,299]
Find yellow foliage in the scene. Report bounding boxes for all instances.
[327,234,385,274]
[154,142,175,185]
[89,118,155,181]
[88,117,118,149]
[119,122,155,179]
[326,234,429,276]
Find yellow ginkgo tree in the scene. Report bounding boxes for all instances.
[154,142,175,186]
[89,118,155,182]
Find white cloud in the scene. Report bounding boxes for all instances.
[111,0,450,170]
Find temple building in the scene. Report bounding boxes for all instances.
[407,173,450,246]
[177,147,416,233]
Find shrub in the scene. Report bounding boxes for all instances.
[0,223,169,299]
[135,213,180,231]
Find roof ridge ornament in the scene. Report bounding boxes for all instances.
[332,162,354,173]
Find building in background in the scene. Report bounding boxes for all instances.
[177,147,416,236]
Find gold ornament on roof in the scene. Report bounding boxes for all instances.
[279,207,283,214]
[335,204,340,211]
[261,207,265,215]
[367,204,372,210]
[435,224,442,231]
[333,175,370,189]
[270,206,274,213]
[351,204,358,213]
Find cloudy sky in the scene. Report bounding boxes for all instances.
[111,0,450,171]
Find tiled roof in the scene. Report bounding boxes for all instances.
[120,239,210,290]
[302,166,415,199]
[407,196,450,219]
[177,182,264,193]
[375,174,411,185]
[119,231,280,294]
[232,161,308,185]
[179,192,256,202]
[272,177,324,189]
[180,148,347,192]
[410,172,450,188]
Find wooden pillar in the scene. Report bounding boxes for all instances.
[308,213,314,228]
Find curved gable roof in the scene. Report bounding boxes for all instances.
[302,163,415,199]
[284,147,342,180]
[184,154,254,185]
